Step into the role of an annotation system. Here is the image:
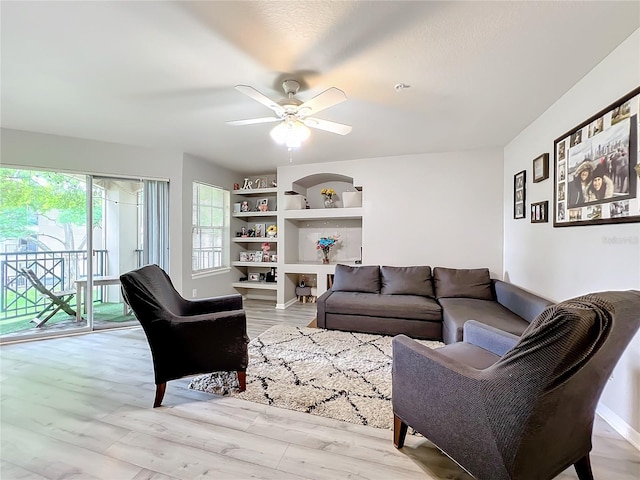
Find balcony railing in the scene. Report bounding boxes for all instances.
[0,250,107,320]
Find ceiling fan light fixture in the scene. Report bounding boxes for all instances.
[270,118,310,149]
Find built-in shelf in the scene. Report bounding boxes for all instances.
[232,261,278,267]
[232,237,278,243]
[281,262,357,273]
[281,207,363,220]
[231,281,277,290]
[233,211,277,218]
[232,187,278,196]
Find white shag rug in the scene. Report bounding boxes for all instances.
[189,325,443,430]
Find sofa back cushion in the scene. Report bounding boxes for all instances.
[332,264,380,293]
[433,267,494,300]
[380,266,434,297]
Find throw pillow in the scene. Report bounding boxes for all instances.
[380,266,434,297]
[332,264,381,293]
[433,267,493,300]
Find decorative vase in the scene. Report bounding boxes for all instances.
[322,250,330,264]
[323,197,335,208]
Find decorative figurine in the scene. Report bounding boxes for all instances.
[241,201,250,212]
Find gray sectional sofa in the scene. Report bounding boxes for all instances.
[316,264,553,344]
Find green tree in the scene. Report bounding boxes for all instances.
[0,168,102,250]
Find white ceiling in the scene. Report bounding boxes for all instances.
[2,1,638,174]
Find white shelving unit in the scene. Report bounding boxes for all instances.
[231,181,278,298]
[276,173,363,308]
[228,172,364,308]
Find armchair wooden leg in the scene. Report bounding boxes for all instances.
[393,414,408,449]
[153,382,166,408]
[237,370,247,392]
[574,455,594,480]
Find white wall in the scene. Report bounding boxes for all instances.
[279,148,505,276]
[0,128,185,291]
[504,29,640,446]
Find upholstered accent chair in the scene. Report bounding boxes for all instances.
[120,265,249,407]
[392,290,640,480]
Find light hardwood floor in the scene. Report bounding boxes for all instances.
[1,299,638,480]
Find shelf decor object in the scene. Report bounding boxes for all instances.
[514,170,526,219]
[316,235,339,264]
[533,153,549,183]
[321,188,336,208]
[554,86,640,227]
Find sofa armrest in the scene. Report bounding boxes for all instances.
[316,289,334,328]
[494,280,553,323]
[463,320,519,356]
[392,335,487,424]
[185,294,244,315]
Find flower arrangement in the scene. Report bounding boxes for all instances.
[315,235,340,263]
[320,188,336,200]
[266,224,277,237]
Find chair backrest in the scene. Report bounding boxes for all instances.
[484,290,640,478]
[21,268,52,296]
[120,264,186,322]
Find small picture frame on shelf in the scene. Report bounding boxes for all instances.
[530,201,549,223]
[253,250,263,262]
[253,223,266,238]
[248,272,260,282]
[532,153,549,183]
[239,251,250,262]
[255,198,269,212]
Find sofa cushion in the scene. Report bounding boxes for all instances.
[380,265,434,297]
[433,267,493,300]
[332,264,380,293]
[439,298,530,344]
[324,291,442,322]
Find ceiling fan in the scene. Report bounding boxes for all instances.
[227,80,352,148]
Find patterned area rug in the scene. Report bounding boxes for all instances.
[189,325,443,430]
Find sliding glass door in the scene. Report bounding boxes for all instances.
[0,168,169,342]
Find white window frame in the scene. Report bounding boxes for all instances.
[192,182,229,276]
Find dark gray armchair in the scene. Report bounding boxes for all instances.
[120,265,249,407]
[392,290,640,480]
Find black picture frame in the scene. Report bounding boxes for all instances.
[514,170,526,219]
[554,86,640,227]
[533,153,549,183]
[530,201,549,223]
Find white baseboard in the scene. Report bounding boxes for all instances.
[596,403,640,451]
[276,298,298,310]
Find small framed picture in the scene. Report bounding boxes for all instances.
[532,153,549,183]
[248,272,260,282]
[253,223,266,238]
[514,170,526,219]
[255,198,269,212]
[531,201,549,223]
[254,250,264,262]
[239,251,250,262]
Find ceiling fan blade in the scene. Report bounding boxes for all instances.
[227,117,281,126]
[235,85,283,115]
[297,87,347,117]
[303,118,352,135]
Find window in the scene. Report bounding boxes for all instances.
[192,182,229,274]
